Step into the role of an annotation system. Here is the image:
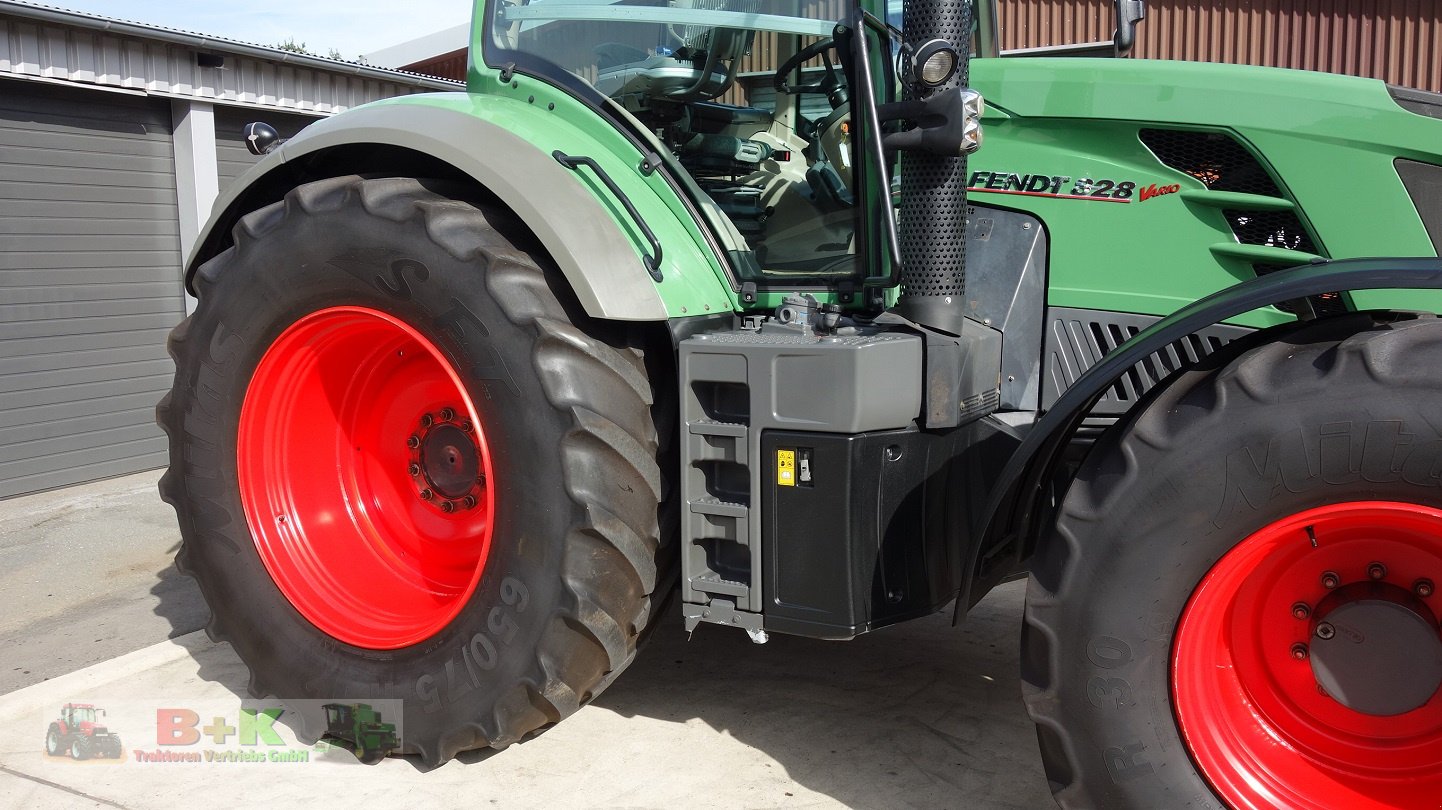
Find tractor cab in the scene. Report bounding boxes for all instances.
[491,0,882,280]
[61,703,100,731]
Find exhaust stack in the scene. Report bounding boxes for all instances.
[894,0,973,336]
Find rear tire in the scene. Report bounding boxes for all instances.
[1024,314,1442,809]
[44,725,60,756]
[159,176,666,766]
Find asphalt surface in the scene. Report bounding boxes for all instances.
[0,471,206,694]
[0,471,1053,808]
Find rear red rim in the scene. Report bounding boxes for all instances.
[238,306,496,650]
[1173,502,1442,809]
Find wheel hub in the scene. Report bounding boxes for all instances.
[1308,583,1442,716]
[408,408,484,511]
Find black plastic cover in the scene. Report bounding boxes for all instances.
[1389,85,1442,120]
[761,421,1018,639]
[1397,159,1442,255]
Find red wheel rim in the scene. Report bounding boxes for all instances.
[1174,502,1442,809]
[238,306,495,649]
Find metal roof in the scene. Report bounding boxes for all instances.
[0,0,463,114]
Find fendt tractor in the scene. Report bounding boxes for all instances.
[158,0,1442,805]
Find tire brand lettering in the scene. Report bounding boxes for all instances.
[207,321,245,366]
[417,577,530,713]
[1086,677,1136,709]
[435,298,492,341]
[1086,636,1134,669]
[435,300,520,396]
[487,607,518,645]
[1103,741,1155,782]
[376,258,430,301]
[1215,420,1440,526]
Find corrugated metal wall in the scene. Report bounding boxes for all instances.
[0,15,446,114]
[1000,0,1442,92]
[0,80,184,498]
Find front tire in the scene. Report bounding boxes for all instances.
[1024,314,1442,809]
[159,176,666,766]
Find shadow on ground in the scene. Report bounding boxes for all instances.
[583,584,1049,808]
[150,551,1047,807]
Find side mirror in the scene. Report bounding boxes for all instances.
[243,122,283,156]
[1113,0,1146,56]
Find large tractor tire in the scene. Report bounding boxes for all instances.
[44,724,61,756]
[1024,313,1442,809]
[158,176,665,766]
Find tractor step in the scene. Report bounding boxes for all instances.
[678,326,924,637]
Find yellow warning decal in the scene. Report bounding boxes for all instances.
[777,449,796,487]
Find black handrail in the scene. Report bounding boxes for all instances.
[553,151,664,282]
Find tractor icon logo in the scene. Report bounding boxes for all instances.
[45,703,123,760]
[322,703,398,764]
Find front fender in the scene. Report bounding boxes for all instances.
[969,257,1442,606]
[188,93,735,321]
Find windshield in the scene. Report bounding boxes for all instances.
[489,0,868,285]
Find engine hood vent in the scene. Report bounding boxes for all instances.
[1390,85,1442,120]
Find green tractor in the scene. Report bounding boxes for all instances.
[159,0,1442,805]
[323,703,400,764]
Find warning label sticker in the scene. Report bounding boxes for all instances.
[777,449,795,487]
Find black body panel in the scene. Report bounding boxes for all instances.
[761,419,1020,639]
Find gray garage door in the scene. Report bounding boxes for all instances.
[0,80,185,498]
[215,107,320,191]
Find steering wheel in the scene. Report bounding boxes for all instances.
[773,38,841,98]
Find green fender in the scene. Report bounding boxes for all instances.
[186,92,736,321]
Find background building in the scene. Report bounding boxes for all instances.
[1005,0,1440,92]
[0,0,459,498]
[377,1,1441,93]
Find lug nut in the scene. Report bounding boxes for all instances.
[408,463,421,476]
[461,421,474,433]
[440,500,456,513]
[476,474,487,486]
[1367,562,1387,581]
[1316,622,1336,640]
[407,435,420,449]
[420,413,434,428]
[1321,571,1340,590]
[1416,579,1435,599]
[462,495,477,509]
[440,407,455,421]
[1291,602,1311,620]
[419,489,434,501]
[1291,643,1309,661]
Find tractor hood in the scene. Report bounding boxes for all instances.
[969,58,1442,159]
[964,57,1442,322]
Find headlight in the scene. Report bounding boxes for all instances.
[902,39,961,90]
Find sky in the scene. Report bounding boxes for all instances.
[40,0,473,61]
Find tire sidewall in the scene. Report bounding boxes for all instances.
[174,188,579,748]
[1037,323,1442,808]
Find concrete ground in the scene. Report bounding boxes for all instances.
[0,471,1052,809]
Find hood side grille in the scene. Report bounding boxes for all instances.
[1140,128,1342,318]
